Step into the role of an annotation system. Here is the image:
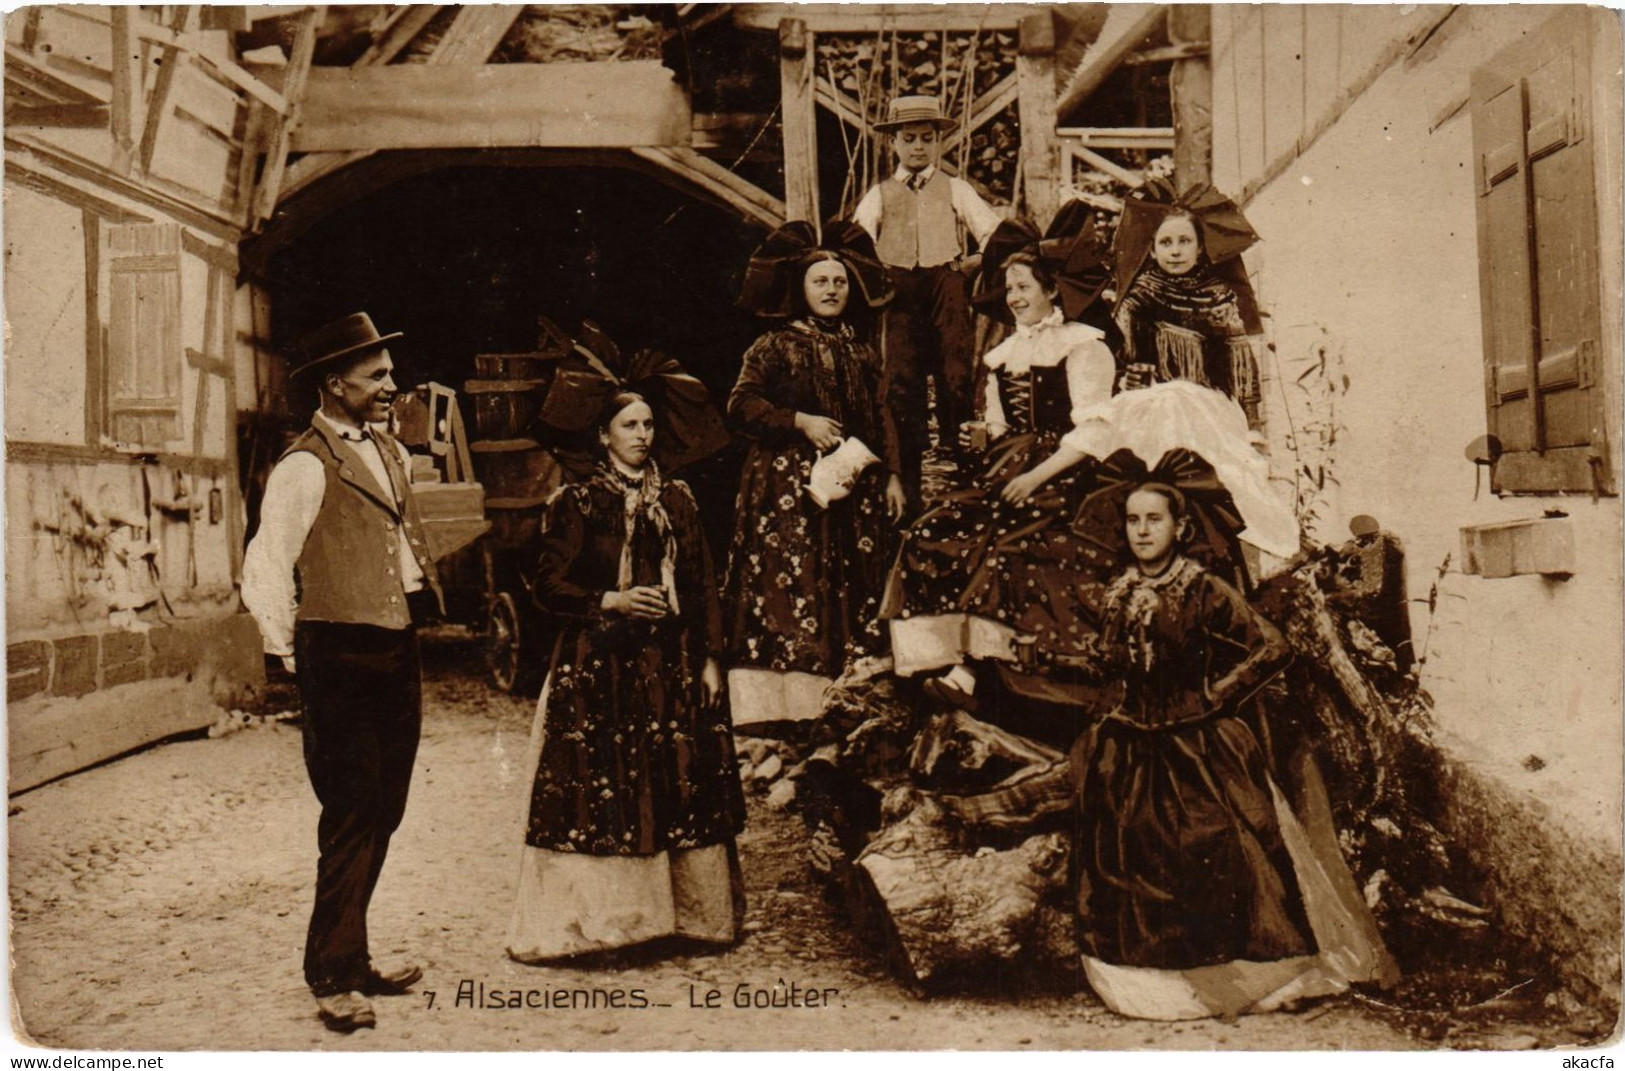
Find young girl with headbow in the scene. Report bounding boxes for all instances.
[938,451,1395,1020]
[1112,180,1268,431]
[1070,455,1396,1020]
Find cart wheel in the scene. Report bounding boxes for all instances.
[485,592,523,693]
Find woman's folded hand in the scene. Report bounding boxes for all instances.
[601,586,671,619]
[1000,470,1047,507]
[794,412,843,451]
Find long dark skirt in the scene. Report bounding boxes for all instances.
[1072,711,1315,970]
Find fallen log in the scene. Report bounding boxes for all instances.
[855,795,1076,986]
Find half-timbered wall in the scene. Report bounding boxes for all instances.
[1207,4,1622,1000]
[5,5,270,789]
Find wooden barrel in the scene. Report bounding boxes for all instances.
[484,505,543,550]
[469,438,564,504]
[473,353,560,380]
[464,378,546,440]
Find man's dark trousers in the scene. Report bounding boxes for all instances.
[295,602,427,997]
[881,263,977,501]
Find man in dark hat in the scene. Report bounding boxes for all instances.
[854,95,1002,508]
[241,312,443,1033]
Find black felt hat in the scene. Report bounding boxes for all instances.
[289,312,403,381]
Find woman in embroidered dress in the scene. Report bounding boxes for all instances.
[879,204,1125,710]
[1111,181,1267,430]
[1070,471,1394,1020]
[508,389,744,962]
[722,221,904,724]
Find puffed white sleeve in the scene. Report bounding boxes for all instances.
[1059,337,1117,458]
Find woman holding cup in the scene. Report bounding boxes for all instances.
[509,387,744,963]
[722,220,904,724]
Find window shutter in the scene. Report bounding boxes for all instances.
[1470,9,1610,495]
[106,222,183,448]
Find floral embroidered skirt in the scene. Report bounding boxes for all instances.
[523,621,742,856]
[722,441,891,720]
[510,665,744,962]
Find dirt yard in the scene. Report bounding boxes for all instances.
[4,630,1595,1052]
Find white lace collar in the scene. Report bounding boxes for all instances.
[984,314,1104,372]
[1014,307,1066,338]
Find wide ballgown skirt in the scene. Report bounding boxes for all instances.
[1074,712,1396,1020]
[1104,381,1298,560]
[883,432,1121,678]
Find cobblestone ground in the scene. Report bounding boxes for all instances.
[2,631,1555,1053]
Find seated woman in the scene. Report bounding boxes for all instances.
[508,389,744,963]
[880,204,1124,710]
[722,220,905,724]
[1110,180,1268,430]
[1072,473,1394,1020]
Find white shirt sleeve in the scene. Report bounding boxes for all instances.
[853,185,884,241]
[950,177,1003,248]
[983,376,1008,436]
[240,452,325,656]
[1060,338,1118,458]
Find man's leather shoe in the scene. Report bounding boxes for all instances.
[316,991,376,1033]
[361,963,423,996]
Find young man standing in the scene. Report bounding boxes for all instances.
[241,312,443,1033]
[854,95,1002,507]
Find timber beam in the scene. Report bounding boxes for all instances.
[1017,12,1059,226]
[1056,6,1167,124]
[779,17,819,223]
[291,63,692,154]
[735,5,1044,33]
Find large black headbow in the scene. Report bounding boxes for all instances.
[1073,447,1251,590]
[971,200,1112,325]
[1110,178,1260,294]
[737,218,893,318]
[1110,179,1263,332]
[538,321,730,472]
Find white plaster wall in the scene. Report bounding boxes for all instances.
[6,459,240,634]
[4,183,88,445]
[1230,7,1622,844]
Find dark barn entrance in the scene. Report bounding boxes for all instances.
[247,149,775,561]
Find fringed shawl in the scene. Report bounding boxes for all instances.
[1113,265,1262,414]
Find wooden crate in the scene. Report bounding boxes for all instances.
[412,481,490,561]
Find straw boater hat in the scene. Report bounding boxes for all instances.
[874,95,957,133]
[289,312,403,381]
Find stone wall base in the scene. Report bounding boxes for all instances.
[8,613,265,793]
[1432,737,1623,1013]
